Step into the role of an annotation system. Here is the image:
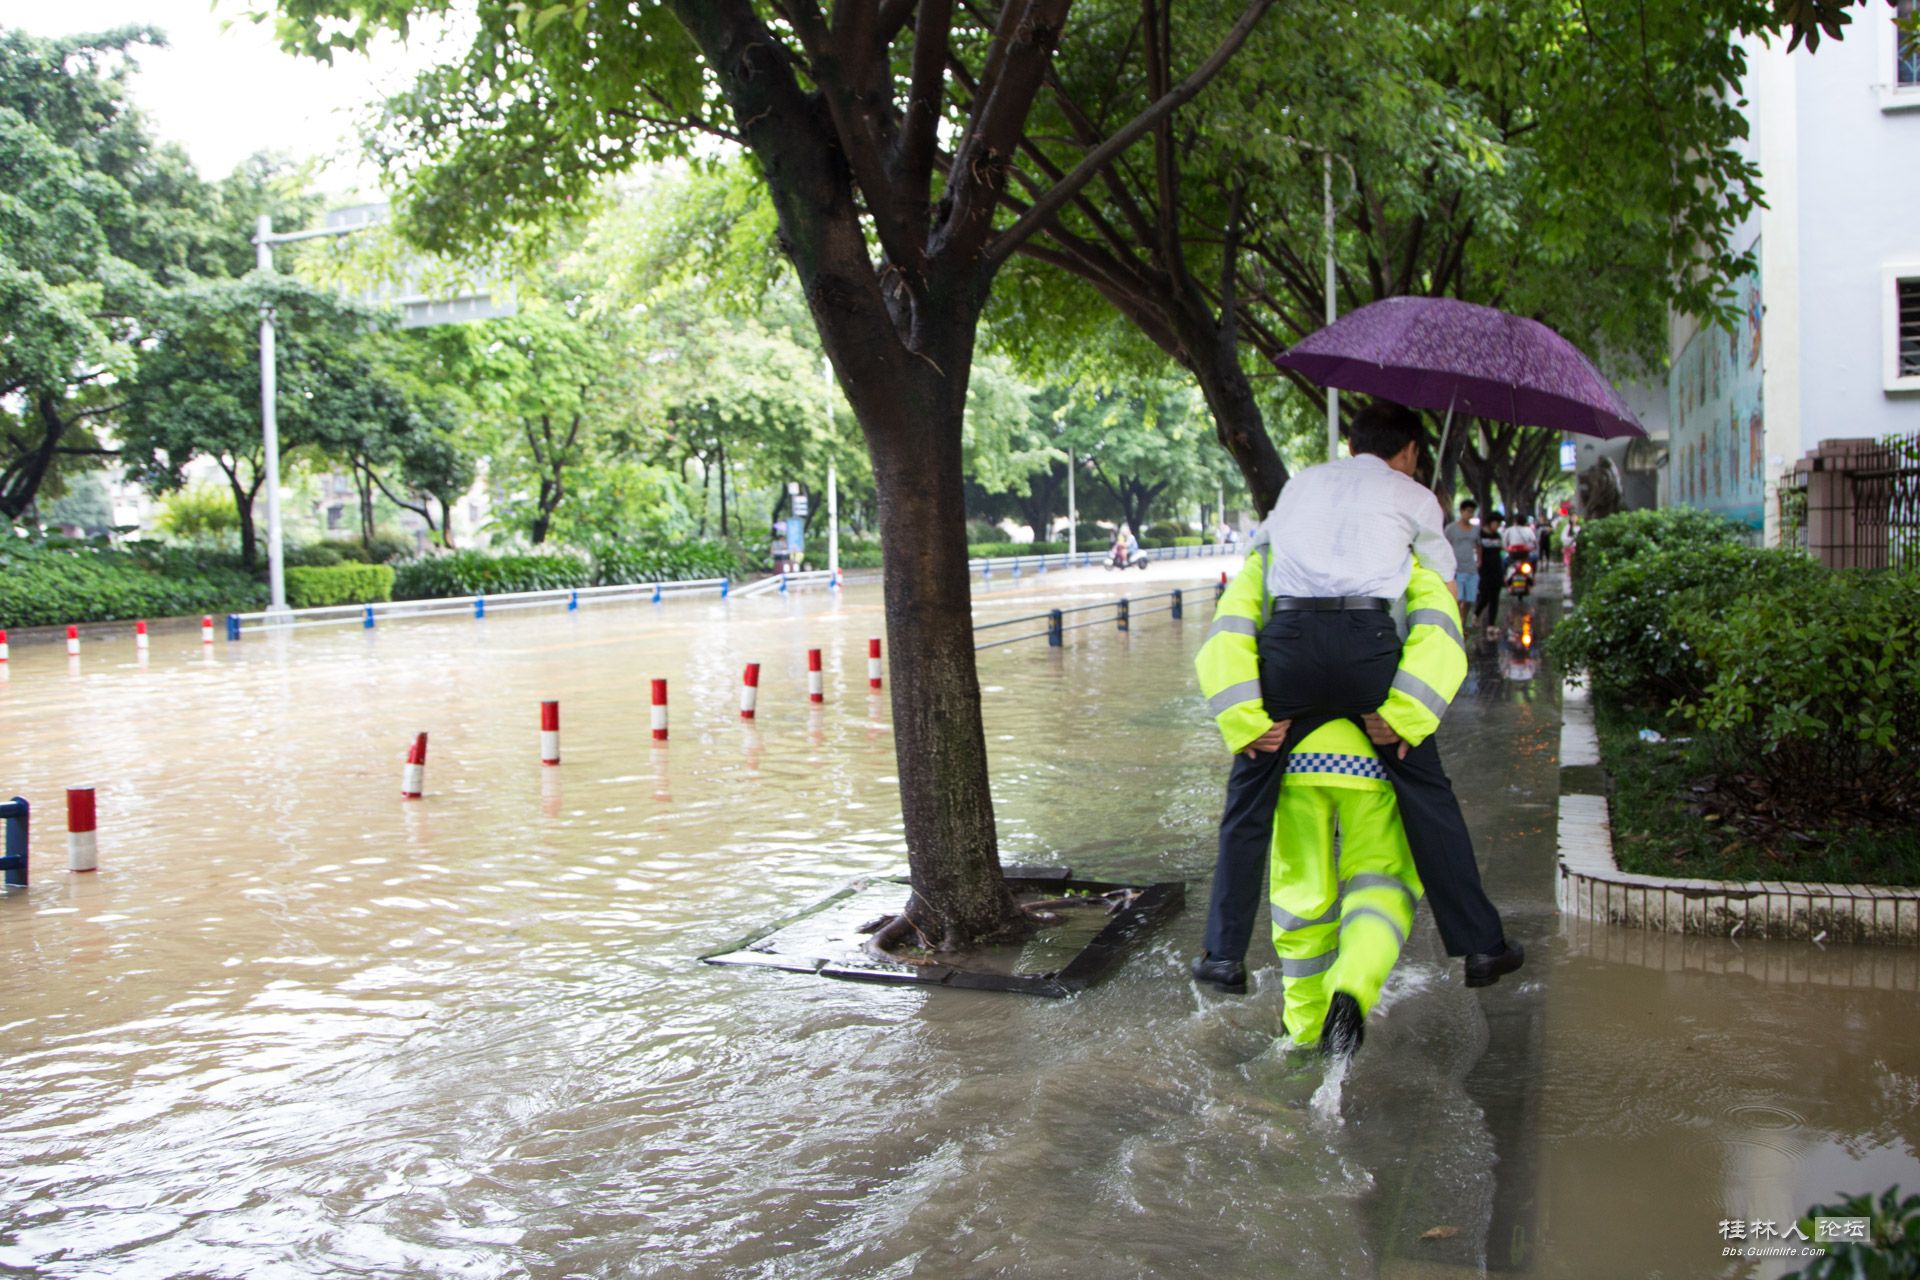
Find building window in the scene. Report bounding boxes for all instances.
[1901,278,1920,379]
[1903,0,1920,85]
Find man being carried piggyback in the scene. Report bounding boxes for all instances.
[1193,400,1523,1047]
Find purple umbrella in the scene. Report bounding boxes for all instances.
[1273,296,1646,440]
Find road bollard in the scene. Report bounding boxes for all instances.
[0,629,8,663]
[779,573,788,595]
[652,678,669,741]
[568,590,578,611]
[1117,598,1130,632]
[741,663,760,719]
[221,615,236,642]
[66,787,97,873]
[65,625,79,657]
[868,638,883,689]
[364,605,376,630]
[808,648,824,703]
[540,701,560,765]
[652,582,663,604]
[0,796,26,888]
[1048,609,1063,647]
[475,596,486,619]
[1171,589,1183,620]
[721,578,731,599]
[401,732,427,798]
[135,620,149,654]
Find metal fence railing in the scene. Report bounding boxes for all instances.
[227,576,732,637]
[972,582,1226,652]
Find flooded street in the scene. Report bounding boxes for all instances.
[1,564,1915,1278]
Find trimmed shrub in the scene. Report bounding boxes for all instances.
[835,543,885,569]
[1145,520,1188,543]
[1684,568,1920,809]
[392,550,592,599]
[0,539,265,627]
[590,541,743,585]
[285,563,395,608]
[1571,507,1745,593]
[1172,536,1204,547]
[1546,542,1821,704]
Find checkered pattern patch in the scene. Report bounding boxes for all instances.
[1286,752,1388,780]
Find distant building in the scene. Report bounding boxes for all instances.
[1664,5,1919,544]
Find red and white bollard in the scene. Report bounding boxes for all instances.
[1220,571,1228,586]
[651,678,669,741]
[401,732,428,799]
[67,786,97,873]
[66,625,80,657]
[540,700,561,765]
[0,629,9,663]
[201,615,214,644]
[740,663,760,719]
[807,648,824,703]
[135,620,149,654]
[868,638,883,689]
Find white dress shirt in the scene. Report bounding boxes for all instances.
[1258,454,1455,599]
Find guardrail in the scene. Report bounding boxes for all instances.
[969,541,1237,579]
[227,576,733,636]
[973,582,1224,651]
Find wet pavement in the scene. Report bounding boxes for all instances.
[0,564,1914,1278]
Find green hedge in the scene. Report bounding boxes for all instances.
[285,563,395,608]
[392,550,593,599]
[1571,507,1745,592]
[590,541,742,585]
[1547,542,1822,704]
[0,540,266,627]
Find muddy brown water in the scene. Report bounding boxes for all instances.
[1,565,1914,1278]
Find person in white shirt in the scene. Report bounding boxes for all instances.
[1503,514,1539,566]
[1196,399,1521,997]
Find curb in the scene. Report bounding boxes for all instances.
[1555,680,1920,946]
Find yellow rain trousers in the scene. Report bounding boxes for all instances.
[1270,718,1425,1048]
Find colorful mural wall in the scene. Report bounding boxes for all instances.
[1668,261,1765,530]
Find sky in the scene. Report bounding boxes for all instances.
[0,0,447,191]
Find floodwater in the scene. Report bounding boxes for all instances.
[1,563,1914,1279]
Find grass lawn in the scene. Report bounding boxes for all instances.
[1594,698,1920,887]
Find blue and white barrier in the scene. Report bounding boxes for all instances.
[228,576,733,636]
[1,795,27,888]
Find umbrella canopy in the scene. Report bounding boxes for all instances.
[1273,296,1646,440]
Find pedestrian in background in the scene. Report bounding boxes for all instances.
[1475,510,1505,638]
[1445,499,1481,626]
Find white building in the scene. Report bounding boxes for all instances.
[1665,3,1920,544]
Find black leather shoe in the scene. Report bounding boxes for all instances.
[1464,939,1525,988]
[1320,991,1364,1059]
[1190,953,1247,994]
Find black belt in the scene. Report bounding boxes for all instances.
[1270,596,1393,612]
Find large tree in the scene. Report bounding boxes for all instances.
[275,0,1273,948]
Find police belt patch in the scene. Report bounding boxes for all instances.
[1286,752,1388,780]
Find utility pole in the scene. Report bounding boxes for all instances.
[253,211,370,617]
[1067,450,1077,559]
[824,357,838,580]
[1324,153,1340,462]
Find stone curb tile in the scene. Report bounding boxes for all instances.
[1555,681,1918,947]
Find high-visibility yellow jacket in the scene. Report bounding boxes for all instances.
[1194,538,1467,753]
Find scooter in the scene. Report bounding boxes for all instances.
[1505,555,1535,600]
[1105,546,1151,570]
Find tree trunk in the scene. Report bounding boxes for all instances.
[221,461,260,571]
[843,322,1024,949]
[1182,313,1289,517]
[718,442,729,537]
[0,394,68,522]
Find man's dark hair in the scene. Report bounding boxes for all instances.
[1459,499,1478,513]
[1487,509,1505,523]
[1347,400,1422,460]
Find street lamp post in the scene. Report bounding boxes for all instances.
[824,357,839,580]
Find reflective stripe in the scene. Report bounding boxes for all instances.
[1207,680,1263,715]
[1280,950,1336,978]
[1390,669,1450,720]
[1344,872,1416,912]
[1271,900,1340,931]
[1408,607,1465,651]
[1207,615,1259,639]
[1340,905,1408,948]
